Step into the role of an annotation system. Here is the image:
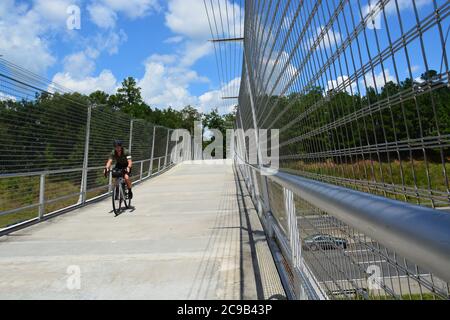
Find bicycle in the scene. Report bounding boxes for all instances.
[109,168,131,216]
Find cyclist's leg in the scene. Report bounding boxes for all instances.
[123,168,133,199]
[124,174,132,189]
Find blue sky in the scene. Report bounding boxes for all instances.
[0,0,448,112]
[0,0,242,113]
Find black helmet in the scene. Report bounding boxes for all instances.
[113,140,123,147]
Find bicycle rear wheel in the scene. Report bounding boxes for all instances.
[112,185,122,215]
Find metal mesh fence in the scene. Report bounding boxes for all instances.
[294,192,450,300]
[0,58,174,231]
[241,0,450,208]
[227,0,450,299]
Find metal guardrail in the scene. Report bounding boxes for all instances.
[235,157,450,300]
[0,58,178,235]
[269,169,450,282]
[0,156,174,235]
[217,0,450,300]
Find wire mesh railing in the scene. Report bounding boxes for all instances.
[227,0,450,300]
[0,58,175,233]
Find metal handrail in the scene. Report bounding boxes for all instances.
[234,156,450,283]
[0,156,168,179]
[0,155,174,234]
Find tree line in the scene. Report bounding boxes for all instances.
[88,77,236,137]
[1,70,449,175]
[269,70,450,163]
[0,76,236,174]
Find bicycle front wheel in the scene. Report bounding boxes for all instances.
[112,185,122,216]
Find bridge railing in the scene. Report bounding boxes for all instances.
[233,0,450,300]
[0,58,175,235]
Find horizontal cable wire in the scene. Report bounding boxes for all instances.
[0,58,174,230]
[225,0,450,300]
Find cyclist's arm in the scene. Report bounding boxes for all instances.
[125,150,132,171]
[105,159,113,170]
[106,151,115,171]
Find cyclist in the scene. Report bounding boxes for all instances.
[104,140,133,199]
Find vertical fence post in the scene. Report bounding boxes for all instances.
[237,103,257,201]
[164,128,170,167]
[284,187,307,300]
[129,119,134,153]
[158,157,161,173]
[38,173,46,220]
[149,126,156,176]
[191,135,194,162]
[140,161,143,181]
[79,104,92,205]
[243,55,271,216]
[174,131,179,164]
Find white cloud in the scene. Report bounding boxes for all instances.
[93,29,128,55]
[32,0,81,27]
[52,27,128,93]
[148,54,178,65]
[165,0,242,41]
[282,14,293,31]
[95,0,160,19]
[179,41,213,67]
[411,65,421,74]
[307,26,342,50]
[88,3,117,29]
[0,92,17,102]
[134,54,241,113]
[385,0,430,14]
[164,0,242,69]
[0,1,56,74]
[362,69,397,90]
[165,0,211,40]
[133,54,239,113]
[62,51,96,78]
[363,0,431,28]
[0,0,240,116]
[327,75,357,94]
[137,56,209,109]
[160,0,244,112]
[52,70,119,94]
[164,36,184,44]
[259,51,298,96]
[199,78,240,113]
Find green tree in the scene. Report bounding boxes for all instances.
[108,77,144,113]
[202,108,236,158]
[181,106,202,133]
[89,90,110,106]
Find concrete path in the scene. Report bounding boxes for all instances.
[0,161,279,299]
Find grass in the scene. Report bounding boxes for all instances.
[350,292,445,300]
[281,159,450,206]
[0,173,110,230]
[0,167,150,230]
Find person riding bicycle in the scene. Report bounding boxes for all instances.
[104,140,133,199]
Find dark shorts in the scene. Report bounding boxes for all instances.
[113,166,132,177]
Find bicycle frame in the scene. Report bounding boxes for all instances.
[114,177,127,198]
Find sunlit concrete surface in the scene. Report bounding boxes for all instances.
[0,161,285,300]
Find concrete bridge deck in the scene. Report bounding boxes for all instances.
[0,161,285,300]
